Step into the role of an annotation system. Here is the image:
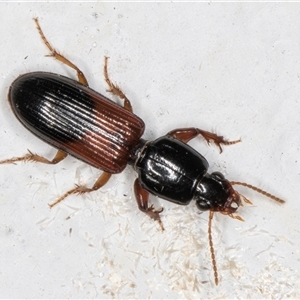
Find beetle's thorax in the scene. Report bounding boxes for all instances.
[129,135,210,205]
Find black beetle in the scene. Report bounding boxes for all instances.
[1,18,284,285]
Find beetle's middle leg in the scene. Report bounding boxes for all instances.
[168,127,241,153]
[103,56,133,112]
[33,18,88,86]
[49,172,112,208]
[0,149,68,165]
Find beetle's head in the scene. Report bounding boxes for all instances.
[193,171,284,286]
[194,172,241,215]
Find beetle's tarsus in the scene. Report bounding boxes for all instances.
[143,205,165,231]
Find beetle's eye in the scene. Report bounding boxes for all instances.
[195,199,211,211]
[211,172,225,180]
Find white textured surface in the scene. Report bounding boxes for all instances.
[0,2,299,298]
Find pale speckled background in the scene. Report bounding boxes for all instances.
[0,2,299,299]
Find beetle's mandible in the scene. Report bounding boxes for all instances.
[0,18,285,285]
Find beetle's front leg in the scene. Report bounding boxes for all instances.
[167,127,241,153]
[134,179,164,231]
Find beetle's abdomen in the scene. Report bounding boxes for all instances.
[9,72,145,173]
[135,136,209,204]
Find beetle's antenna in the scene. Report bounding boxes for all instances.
[208,210,218,285]
[231,181,285,204]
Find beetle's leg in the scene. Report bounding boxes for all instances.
[167,127,241,153]
[103,56,133,112]
[33,18,88,86]
[0,149,67,165]
[134,179,164,231]
[49,172,112,208]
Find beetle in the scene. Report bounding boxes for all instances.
[0,18,285,285]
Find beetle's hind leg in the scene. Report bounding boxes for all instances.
[168,127,241,153]
[0,147,112,208]
[33,18,88,86]
[103,56,133,112]
[0,149,67,165]
[49,171,112,208]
